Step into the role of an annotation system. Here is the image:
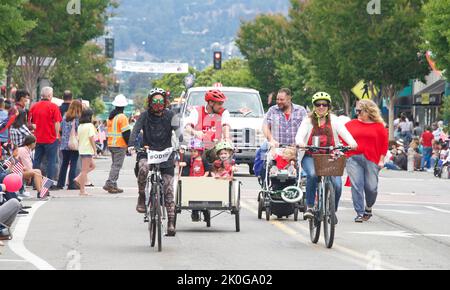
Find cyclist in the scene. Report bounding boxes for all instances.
[183,89,231,161]
[128,88,180,236]
[295,92,358,221]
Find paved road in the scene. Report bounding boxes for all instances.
[1,155,450,270]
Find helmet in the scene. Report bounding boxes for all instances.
[148,87,166,98]
[112,94,128,107]
[205,90,226,103]
[215,141,234,154]
[312,92,332,104]
[189,139,204,151]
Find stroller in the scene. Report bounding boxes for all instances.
[257,145,306,221]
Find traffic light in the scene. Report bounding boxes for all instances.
[105,38,114,59]
[213,51,222,69]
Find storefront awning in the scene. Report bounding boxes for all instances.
[413,80,445,106]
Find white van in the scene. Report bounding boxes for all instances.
[180,87,266,174]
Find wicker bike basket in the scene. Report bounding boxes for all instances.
[312,154,347,176]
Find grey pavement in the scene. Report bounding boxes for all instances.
[1,155,450,270]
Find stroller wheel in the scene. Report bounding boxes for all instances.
[265,206,271,221]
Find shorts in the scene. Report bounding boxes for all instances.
[80,154,93,159]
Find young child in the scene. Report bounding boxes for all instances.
[269,147,297,177]
[180,139,210,177]
[74,109,96,196]
[211,141,235,180]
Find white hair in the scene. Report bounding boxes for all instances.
[41,87,53,99]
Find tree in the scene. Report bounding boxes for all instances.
[422,0,450,80]
[50,43,111,101]
[0,0,36,98]
[14,0,116,100]
[236,14,292,102]
[91,97,106,116]
[152,67,198,100]
[295,0,429,139]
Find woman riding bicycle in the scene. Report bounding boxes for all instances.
[128,88,179,236]
[295,92,358,220]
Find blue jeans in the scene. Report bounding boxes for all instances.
[33,141,59,181]
[346,154,380,216]
[420,147,432,169]
[302,155,342,211]
[57,150,79,188]
[384,162,400,170]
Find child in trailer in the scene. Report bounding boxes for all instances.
[179,139,210,177]
[211,141,236,180]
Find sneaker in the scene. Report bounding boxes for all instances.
[354,215,364,223]
[108,187,124,194]
[191,210,201,222]
[18,191,32,199]
[363,207,373,221]
[103,184,114,192]
[21,206,32,210]
[303,208,314,220]
[49,185,60,191]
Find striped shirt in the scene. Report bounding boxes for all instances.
[9,124,33,147]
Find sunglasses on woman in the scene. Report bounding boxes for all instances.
[152,99,165,104]
[314,102,330,108]
[355,109,363,115]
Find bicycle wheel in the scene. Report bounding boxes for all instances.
[323,178,336,249]
[148,192,156,247]
[156,185,162,252]
[309,182,322,244]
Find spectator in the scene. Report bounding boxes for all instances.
[28,87,62,186]
[17,135,46,197]
[413,122,423,139]
[432,122,442,141]
[0,98,9,146]
[14,90,31,112]
[0,196,21,241]
[399,115,413,145]
[9,110,33,147]
[393,139,408,170]
[74,109,96,196]
[59,90,73,117]
[420,126,434,170]
[57,100,82,190]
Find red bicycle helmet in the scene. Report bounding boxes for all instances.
[205,90,227,102]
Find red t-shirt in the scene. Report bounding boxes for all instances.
[421,131,434,147]
[345,119,388,165]
[285,113,290,120]
[29,99,62,144]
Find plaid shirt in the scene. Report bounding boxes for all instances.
[9,124,33,147]
[263,104,307,145]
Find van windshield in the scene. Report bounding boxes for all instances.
[186,91,264,117]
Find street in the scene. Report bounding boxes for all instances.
[1,156,450,270]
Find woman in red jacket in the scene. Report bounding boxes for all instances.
[345,99,388,223]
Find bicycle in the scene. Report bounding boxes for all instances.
[136,147,176,252]
[300,145,350,249]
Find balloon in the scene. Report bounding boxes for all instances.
[3,173,23,193]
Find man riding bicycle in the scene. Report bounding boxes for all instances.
[295,92,357,220]
[128,88,180,236]
[183,89,231,157]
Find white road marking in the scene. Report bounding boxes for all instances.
[0,259,28,263]
[240,200,406,270]
[348,231,450,239]
[8,201,56,270]
[424,206,450,214]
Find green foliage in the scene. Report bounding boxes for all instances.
[50,43,111,101]
[442,95,450,124]
[152,67,199,99]
[422,0,450,80]
[236,14,292,101]
[91,97,106,116]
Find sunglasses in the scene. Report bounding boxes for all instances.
[355,109,363,115]
[314,102,330,108]
[152,99,165,104]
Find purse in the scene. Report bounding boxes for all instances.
[68,119,79,150]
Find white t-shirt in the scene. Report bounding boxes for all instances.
[184,106,231,128]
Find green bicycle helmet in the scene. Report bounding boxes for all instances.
[312,92,332,104]
[215,141,234,154]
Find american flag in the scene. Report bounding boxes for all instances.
[40,177,54,199]
[4,159,24,176]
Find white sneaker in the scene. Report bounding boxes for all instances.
[18,191,32,199]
